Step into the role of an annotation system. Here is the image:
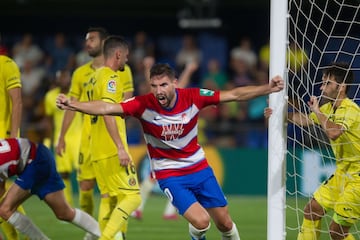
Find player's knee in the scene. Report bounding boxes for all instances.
[215,217,234,232]
[190,214,211,229]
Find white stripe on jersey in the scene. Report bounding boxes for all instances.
[144,122,199,149]
[142,105,200,126]
[152,148,205,171]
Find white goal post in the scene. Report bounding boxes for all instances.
[268,1,360,240]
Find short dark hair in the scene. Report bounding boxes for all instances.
[103,35,128,58]
[87,27,109,41]
[323,62,354,94]
[150,63,176,80]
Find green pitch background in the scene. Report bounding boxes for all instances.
[15,195,360,240]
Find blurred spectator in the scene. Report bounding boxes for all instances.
[258,39,270,71]
[0,34,9,56]
[175,34,202,85]
[287,40,308,73]
[75,44,92,67]
[12,33,44,69]
[44,32,76,82]
[230,36,258,71]
[21,59,47,126]
[246,70,269,148]
[200,58,228,89]
[129,31,155,69]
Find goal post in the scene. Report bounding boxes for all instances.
[267,0,288,240]
[268,0,360,239]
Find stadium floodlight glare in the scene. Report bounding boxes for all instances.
[178,18,222,29]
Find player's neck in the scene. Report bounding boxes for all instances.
[92,55,105,69]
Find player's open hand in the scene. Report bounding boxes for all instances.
[269,75,284,92]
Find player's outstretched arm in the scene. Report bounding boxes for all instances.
[56,93,125,117]
[219,75,284,102]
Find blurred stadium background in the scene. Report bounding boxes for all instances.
[1,0,277,239]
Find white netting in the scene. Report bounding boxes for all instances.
[286,0,360,239]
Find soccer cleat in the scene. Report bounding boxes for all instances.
[191,236,206,240]
[130,210,143,220]
[163,213,179,220]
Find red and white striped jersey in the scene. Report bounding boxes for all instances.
[0,138,36,181]
[121,88,220,179]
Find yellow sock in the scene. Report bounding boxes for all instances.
[109,196,127,238]
[344,233,355,240]
[98,197,112,233]
[100,193,141,240]
[297,218,321,240]
[63,178,73,206]
[1,182,29,240]
[1,219,19,240]
[79,189,94,216]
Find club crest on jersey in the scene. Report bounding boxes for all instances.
[200,89,214,96]
[128,177,137,186]
[107,79,116,93]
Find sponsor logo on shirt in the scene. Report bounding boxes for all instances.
[200,89,214,96]
[107,79,116,93]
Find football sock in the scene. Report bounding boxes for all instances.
[71,208,100,238]
[98,197,112,233]
[63,178,74,206]
[100,193,141,240]
[110,196,128,236]
[189,222,211,240]
[297,218,321,240]
[221,222,240,240]
[163,199,177,216]
[138,177,155,212]
[1,182,28,240]
[7,211,49,240]
[79,189,94,216]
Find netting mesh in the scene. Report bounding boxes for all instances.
[286,0,360,239]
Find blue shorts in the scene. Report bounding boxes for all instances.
[157,167,227,215]
[15,143,65,200]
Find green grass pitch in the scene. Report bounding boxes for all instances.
[15,194,343,239]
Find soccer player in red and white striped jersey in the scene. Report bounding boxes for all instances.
[57,63,284,240]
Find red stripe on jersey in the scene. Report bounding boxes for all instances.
[147,137,200,159]
[154,159,209,179]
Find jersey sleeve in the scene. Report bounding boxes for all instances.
[122,65,134,93]
[4,58,21,90]
[121,95,145,118]
[68,68,83,99]
[192,88,220,109]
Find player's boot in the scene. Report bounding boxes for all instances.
[130,210,142,220]
[163,213,179,220]
[191,236,206,240]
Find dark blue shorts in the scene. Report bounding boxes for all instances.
[15,143,65,200]
[157,167,227,215]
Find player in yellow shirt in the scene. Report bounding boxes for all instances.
[85,35,140,240]
[56,27,109,240]
[266,62,360,240]
[0,54,30,240]
[44,69,82,206]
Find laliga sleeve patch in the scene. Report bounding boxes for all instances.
[107,79,116,93]
[199,89,215,96]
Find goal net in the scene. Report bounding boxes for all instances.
[285,0,360,239]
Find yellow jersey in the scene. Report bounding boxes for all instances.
[0,55,21,138]
[88,65,134,161]
[310,98,360,172]
[44,87,82,147]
